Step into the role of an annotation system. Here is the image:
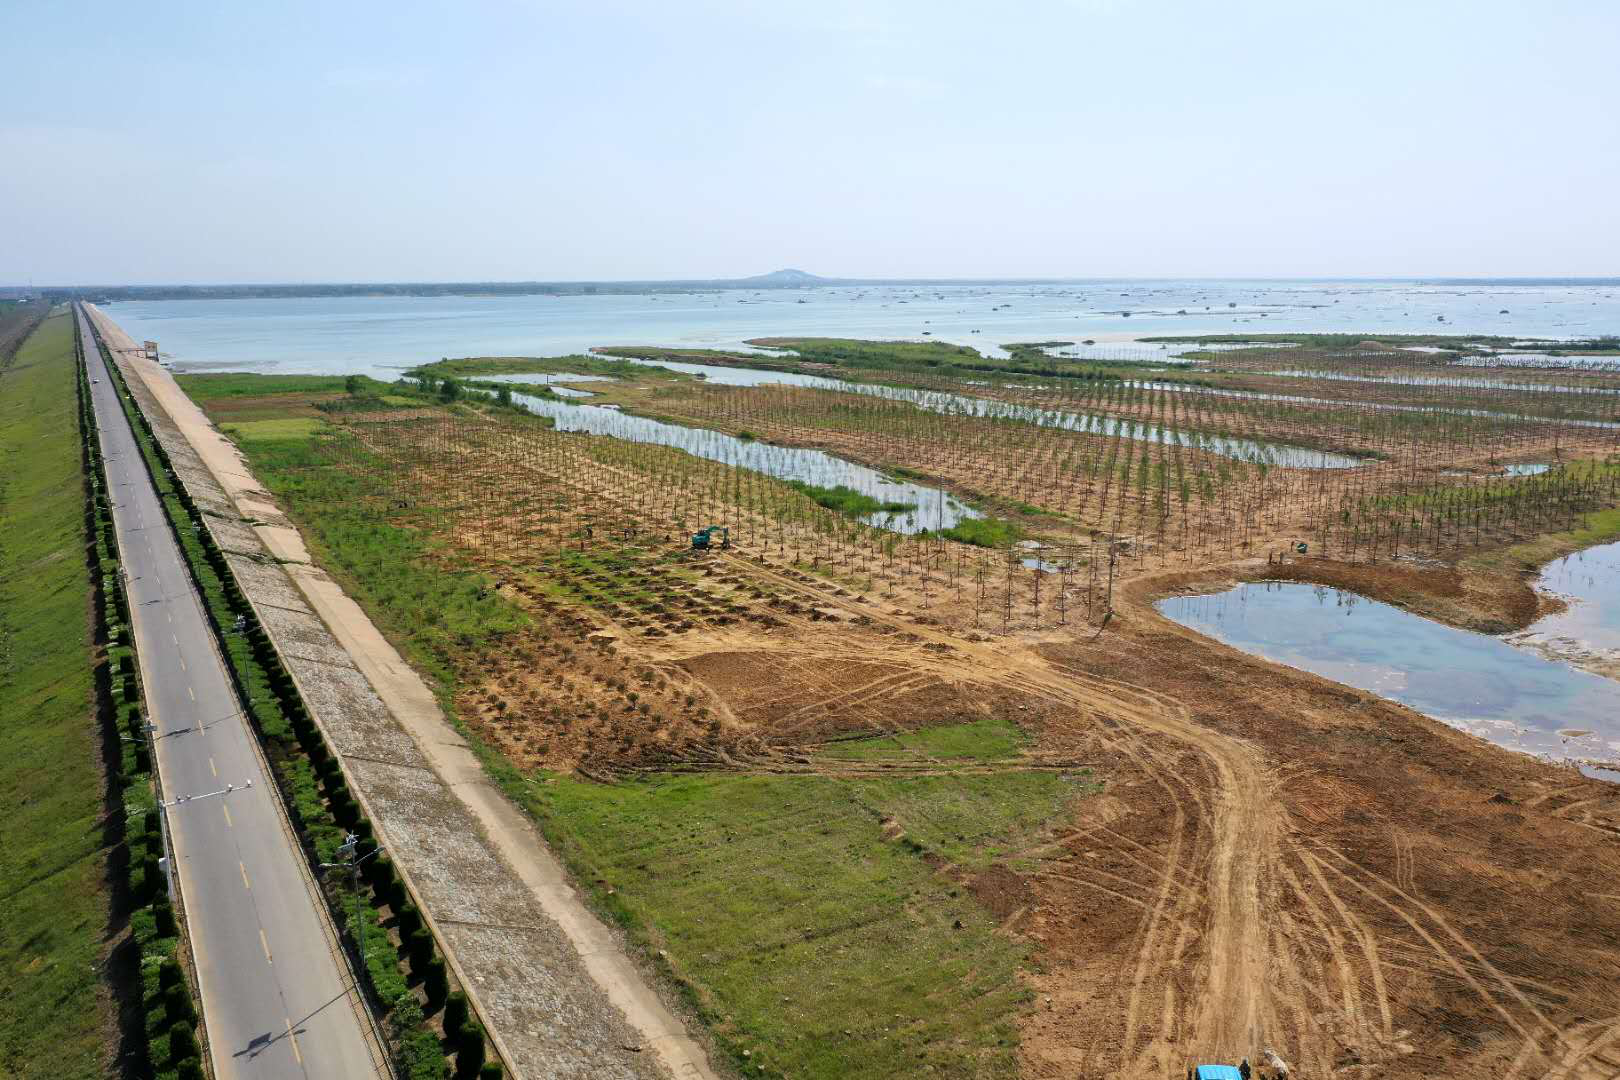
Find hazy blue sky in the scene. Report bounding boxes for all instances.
[2,1,1616,284]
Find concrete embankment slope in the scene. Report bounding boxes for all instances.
[86,305,715,1080]
[80,306,387,1079]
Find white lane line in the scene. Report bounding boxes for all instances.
[260,930,273,964]
[187,686,195,701]
[209,756,216,777]
[221,803,232,827]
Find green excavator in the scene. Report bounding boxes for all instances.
[690,525,730,551]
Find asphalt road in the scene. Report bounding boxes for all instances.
[79,305,386,1080]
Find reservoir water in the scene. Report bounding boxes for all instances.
[1155,554,1620,779]
[104,280,1620,381]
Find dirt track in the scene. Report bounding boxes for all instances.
[677,550,1620,1077]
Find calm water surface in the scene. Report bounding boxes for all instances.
[106,280,1620,380]
[1156,573,1620,779]
[1508,542,1620,674]
[610,357,1362,468]
[506,392,977,534]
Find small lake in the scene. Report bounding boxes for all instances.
[505,391,978,534]
[1155,573,1620,780]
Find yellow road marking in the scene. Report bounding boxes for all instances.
[260,929,273,964]
[239,862,250,890]
[178,656,186,671]
[221,804,231,827]
[187,686,195,701]
[209,757,216,777]
[286,1018,300,1063]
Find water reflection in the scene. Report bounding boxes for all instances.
[1156,579,1620,777]
[507,391,977,533]
[617,357,1364,468]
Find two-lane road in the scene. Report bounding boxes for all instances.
[79,305,385,1079]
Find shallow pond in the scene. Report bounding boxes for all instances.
[1506,541,1620,681]
[1156,578,1620,779]
[507,391,977,533]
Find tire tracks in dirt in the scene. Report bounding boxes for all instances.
[722,553,1309,1070]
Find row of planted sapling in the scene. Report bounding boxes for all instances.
[607,363,1620,560]
[302,407,1138,635]
[292,358,1620,650]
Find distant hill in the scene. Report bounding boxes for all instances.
[738,268,829,286]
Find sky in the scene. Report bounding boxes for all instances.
[2,0,1617,284]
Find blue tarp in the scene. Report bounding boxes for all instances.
[1195,1068,1244,1080]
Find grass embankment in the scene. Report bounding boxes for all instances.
[0,311,108,1077]
[173,372,384,401]
[498,718,1089,1079]
[194,417,528,692]
[746,336,1128,382]
[410,355,687,380]
[0,298,48,359]
[177,373,1094,1079]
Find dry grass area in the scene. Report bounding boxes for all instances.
[179,352,1620,1080]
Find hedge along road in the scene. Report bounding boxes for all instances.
[78,305,387,1080]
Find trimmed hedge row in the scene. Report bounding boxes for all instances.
[94,329,502,1079]
[76,319,206,1080]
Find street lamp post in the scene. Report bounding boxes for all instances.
[322,833,381,987]
[124,716,178,900]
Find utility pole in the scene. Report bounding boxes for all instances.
[323,832,381,983]
[123,716,177,900]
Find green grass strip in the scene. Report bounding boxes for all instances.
[0,311,110,1078]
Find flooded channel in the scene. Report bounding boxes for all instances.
[1155,568,1620,780]
[505,391,978,533]
[612,357,1365,468]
